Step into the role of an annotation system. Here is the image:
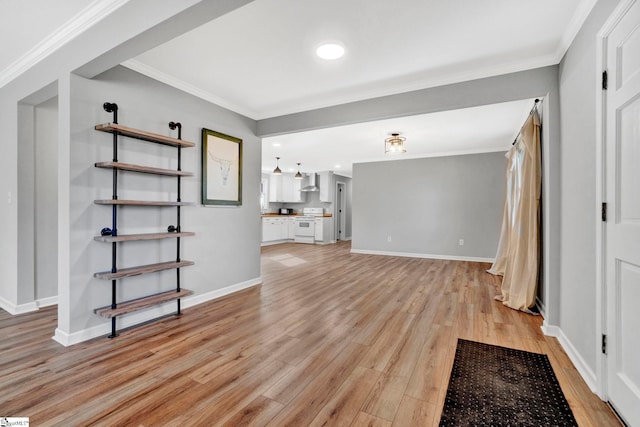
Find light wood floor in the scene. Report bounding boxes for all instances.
[0,241,621,426]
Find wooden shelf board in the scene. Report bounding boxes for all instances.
[95,162,193,177]
[94,199,193,207]
[95,123,195,148]
[94,231,195,243]
[94,288,193,318]
[94,260,194,280]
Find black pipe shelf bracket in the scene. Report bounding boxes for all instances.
[92,102,196,339]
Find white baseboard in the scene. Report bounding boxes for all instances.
[535,296,546,318]
[315,240,336,245]
[541,321,598,393]
[183,277,261,308]
[260,240,290,246]
[52,277,262,347]
[37,296,58,308]
[0,296,38,315]
[350,248,494,263]
[0,295,59,315]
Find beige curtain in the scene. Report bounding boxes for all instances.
[488,110,541,313]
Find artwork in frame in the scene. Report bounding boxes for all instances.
[201,128,242,206]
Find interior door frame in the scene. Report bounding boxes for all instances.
[594,0,637,401]
[335,180,347,241]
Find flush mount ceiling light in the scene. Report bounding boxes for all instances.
[295,163,303,179]
[316,43,345,60]
[273,157,282,175]
[385,133,407,154]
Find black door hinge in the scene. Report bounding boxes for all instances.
[602,70,608,90]
[602,334,607,354]
[602,202,607,222]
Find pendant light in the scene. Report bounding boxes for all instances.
[295,163,303,179]
[273,157,282,175]
[385,133,407,154]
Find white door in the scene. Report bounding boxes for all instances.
[605,1,640,424]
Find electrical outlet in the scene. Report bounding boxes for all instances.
[387,235,392,242]
[459,239,464,246]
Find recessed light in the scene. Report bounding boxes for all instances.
[335,164,341,169]
[272,143,281,147]
[316,43,345,60]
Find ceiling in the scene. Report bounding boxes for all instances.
[2,0,594,176]
[124,0,590,176]
[0,0,89,74]
[127,0,590,119]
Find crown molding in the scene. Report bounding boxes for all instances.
[122,59,260,119]
[128,53,556,121]
[0,0,130,89]
[553,0,598,62]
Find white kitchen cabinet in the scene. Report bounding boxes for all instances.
[269,173,305,203]
[288,217,296,239]
[268,174,282,202]
[314,218,323,241]
[281,174,294,202]
[318,171,333,202]
[291,176,303,202]
[262,217,288,242]
[314,217,334,244]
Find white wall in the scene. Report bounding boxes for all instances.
[35,97,59,302]
[63,66,260,338]
[352,152,505,260]
[17,104,35,306]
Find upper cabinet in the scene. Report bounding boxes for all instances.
[269,173,305,203]
[318,171,333,202]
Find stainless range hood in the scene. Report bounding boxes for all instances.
[301,173,319,192]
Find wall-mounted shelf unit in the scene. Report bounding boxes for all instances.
[93,102,195,338]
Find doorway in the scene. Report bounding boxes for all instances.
[16,83,59,315]
[335,181,347,241]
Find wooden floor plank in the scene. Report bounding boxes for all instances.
[0,241,622,426]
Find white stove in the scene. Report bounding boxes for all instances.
[294,208,323,243]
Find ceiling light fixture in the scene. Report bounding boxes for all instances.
[385,133,407,154]
[273,157,282,175]
[316,43,345,60]
[295,163,303,179]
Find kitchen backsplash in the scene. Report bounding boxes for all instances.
[264,191,331,214]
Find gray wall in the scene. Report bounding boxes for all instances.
[17,104,35,305]
[558,0,620,377]
[67,66,261,333]
[35,97,59,301]
[352,152,505,259]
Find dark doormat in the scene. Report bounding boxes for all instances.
[439,339,578,426]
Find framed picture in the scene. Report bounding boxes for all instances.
[201,128,242,206]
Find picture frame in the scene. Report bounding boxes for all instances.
[201,128,242,206]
